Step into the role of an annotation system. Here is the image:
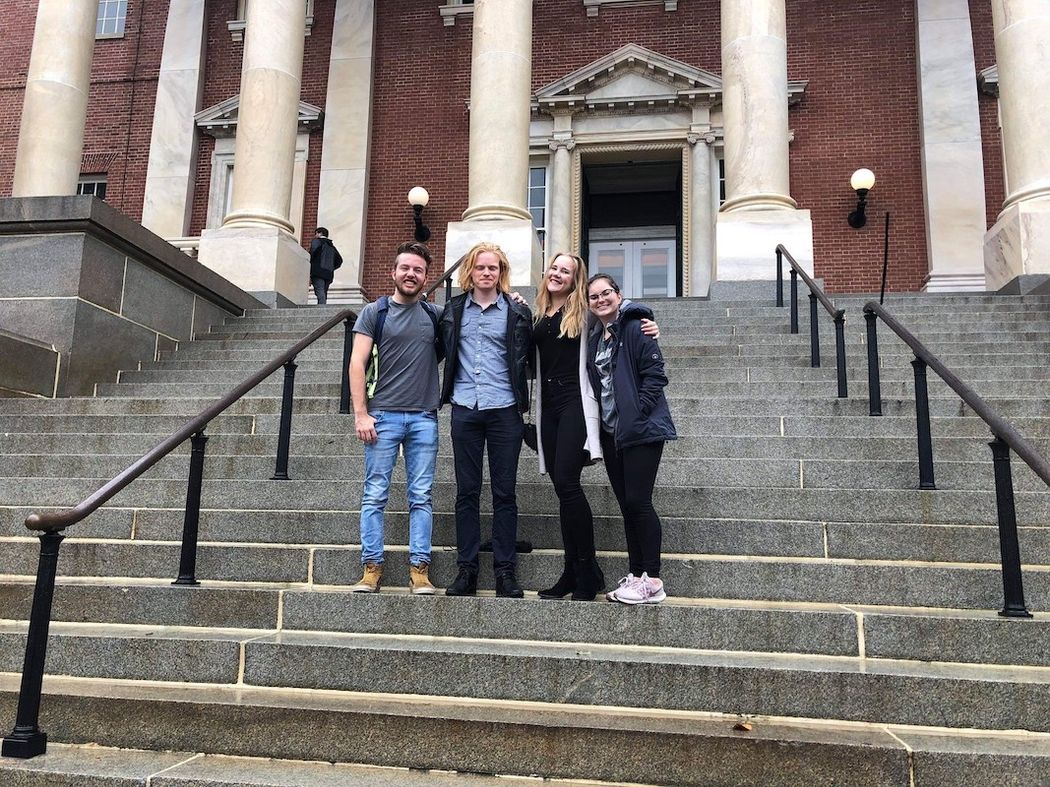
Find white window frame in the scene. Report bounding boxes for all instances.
[439,0,475,26]
[95,0,127,39]
[527,163,550,255]
[76,176,108,200]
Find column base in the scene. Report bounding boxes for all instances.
[197,225,309,307]
[922,272,987,293]
[716,209,813,280]
[984,199,1050,291]
[445,218,542,288]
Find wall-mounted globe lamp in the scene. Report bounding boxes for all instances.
[847,168,875,229]
[408,186,431,242]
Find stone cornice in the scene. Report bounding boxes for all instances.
[979,64,998,97]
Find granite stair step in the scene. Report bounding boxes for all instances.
[9,676,1049,786]
[0,538,1046,609]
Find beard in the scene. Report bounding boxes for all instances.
[394,278,423,299]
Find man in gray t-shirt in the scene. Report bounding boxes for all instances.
[347,241,444,596]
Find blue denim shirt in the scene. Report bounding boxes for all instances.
[451,291,516,410]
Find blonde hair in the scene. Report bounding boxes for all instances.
[535,252,589,339]
[457,242,512,293]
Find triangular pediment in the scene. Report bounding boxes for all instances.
[534,44,724,114]
[534,43,806,114]
[195,95,324,137]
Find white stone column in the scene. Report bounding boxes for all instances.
[719,0,794,212]
[445,0,541,286]
[316,0,376,305]
[197,0,310,306]
[141,0,208,239]
[916,0,987,292]
[984,0,1050,292]
[11,0,97,197]
[687,133,714,297]
[715,0,812,280]
[547,137,575,255]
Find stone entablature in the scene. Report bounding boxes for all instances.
[194,97,324,139]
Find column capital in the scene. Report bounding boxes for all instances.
[548,137,576,152]
[686,132,716,147]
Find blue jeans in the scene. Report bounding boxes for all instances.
[360,409,438,566]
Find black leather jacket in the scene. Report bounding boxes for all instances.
[439,292,534,413]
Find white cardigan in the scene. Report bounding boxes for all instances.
[534,332,603,475]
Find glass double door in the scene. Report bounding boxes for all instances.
[589,240,676,299]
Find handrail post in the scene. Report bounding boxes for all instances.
[174,430,208,585]
[775,248,784,307]
[789,269,799,334]
[911,357,936,489]
[808,293,820,368]
[864,311,882,416]
[988,437,1033,618]
[833,313,847,398]
[339,317,353,415]
[445,277,452,304]
[2,530,65,759]
[272,358,298,481]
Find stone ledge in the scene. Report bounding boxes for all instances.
[0,197,265,316]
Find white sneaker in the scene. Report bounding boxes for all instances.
[606,573,639,602]
[611,572,665,605]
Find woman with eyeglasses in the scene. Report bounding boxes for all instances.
[585,273,676,604]
[530,253,659,601]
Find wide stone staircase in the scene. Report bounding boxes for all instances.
[0,288,1048,785]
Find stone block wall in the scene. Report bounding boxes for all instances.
[0,196,262,396]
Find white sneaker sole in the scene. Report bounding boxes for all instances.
[612,589,666,605]
[350,586,380,593]
[411,586,437,595]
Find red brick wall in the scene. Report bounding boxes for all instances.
[970,0,1003,230]
[0,0,168,220]
[364,0,933,295]
[787,0,927,293]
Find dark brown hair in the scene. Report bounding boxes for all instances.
[394,241,432,269]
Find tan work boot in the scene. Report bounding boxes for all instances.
[409,562,437,595]
[350,562,383,593]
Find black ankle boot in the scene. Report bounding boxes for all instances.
[538,560,575,599]
[444,568,478,596]
[570,558,605,601]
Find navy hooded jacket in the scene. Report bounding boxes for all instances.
[586,300,677,450]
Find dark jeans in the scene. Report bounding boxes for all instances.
[451,404,524,575]
[311,277,330,305]
[540,380,595,562]
[600,430,664,577]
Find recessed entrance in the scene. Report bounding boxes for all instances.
[583,156,681,298]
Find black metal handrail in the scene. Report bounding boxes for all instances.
[424,253,468,302]
[863,300,1050,619]
[775,245,848,397]
[2,306,357,759]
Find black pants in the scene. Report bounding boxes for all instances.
[311,277,329,305]
[451,404,523,575]
[600,430,664,577]
[540,381,595,561]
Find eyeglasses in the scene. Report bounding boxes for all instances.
[588,288,617,302]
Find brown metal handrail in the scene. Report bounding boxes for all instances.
[775,245,848,396]
[863,300,1048,619]
[3,305,357,760]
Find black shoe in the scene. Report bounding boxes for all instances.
[495,572,524,599]
[537,566,575,599]
[444,568,478,596]
[570,558,606,601]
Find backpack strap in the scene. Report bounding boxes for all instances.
[365,296,389,400]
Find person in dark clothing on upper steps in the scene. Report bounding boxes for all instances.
[309,227,342,305]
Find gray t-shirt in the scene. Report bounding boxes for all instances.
[354,298,443,412]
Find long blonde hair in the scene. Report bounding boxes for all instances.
[535,252,589,339]
[457,242,512,293]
